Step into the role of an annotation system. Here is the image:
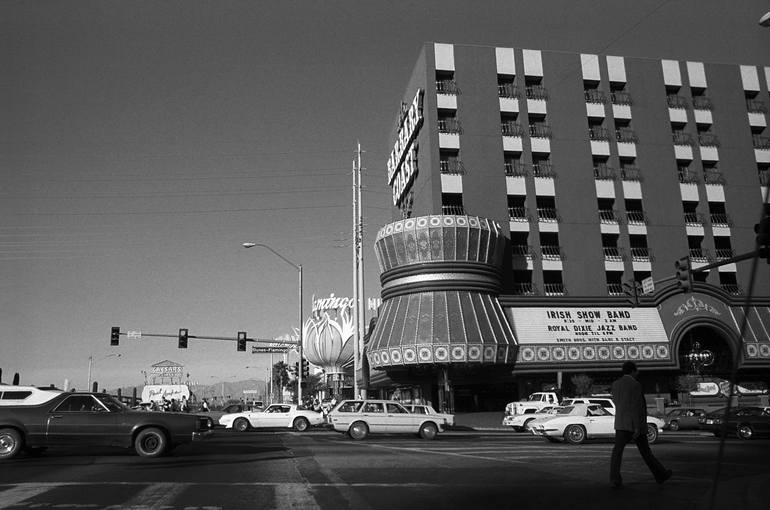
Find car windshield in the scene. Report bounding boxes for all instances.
[555,406,575,415]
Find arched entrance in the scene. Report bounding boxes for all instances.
[677,325,735,379]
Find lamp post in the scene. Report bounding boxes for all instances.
[242,242,304,405]
[87,353,121,391]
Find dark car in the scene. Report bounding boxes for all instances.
[698,406,770,439]
[663,407,706,431]
[0,386,212,460]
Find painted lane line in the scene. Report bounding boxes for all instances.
[0,484,59,509]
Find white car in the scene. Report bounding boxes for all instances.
[403,403,455,428]
[502,406,560,431]
[219,403,325,432]
[328,399,449,440]
[530,403,664,444]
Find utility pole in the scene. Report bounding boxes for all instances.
[352,142,365,398]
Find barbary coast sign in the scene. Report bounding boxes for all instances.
[386,89,423,206]
[510,307,669,344]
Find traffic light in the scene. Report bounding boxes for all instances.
[675,256,692,292]
[293,362,299,376]
[110,326,120,346]
[755,213,770,263]
[237,331,247,352]
[301,358,309,379]
[178,328,188,349]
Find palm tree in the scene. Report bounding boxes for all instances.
[272,361,291,402]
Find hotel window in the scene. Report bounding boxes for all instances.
[719,272,742,295]
[606,271,624,295]
[633,271,651,284]
[688,236,708,262]
[536,196,558,222]
[610,82,632,105]
[436,71,458,95]
[679,162,698,183]
[498,74,518,98]
[602,234,622,260]
[584,81,606,103]
[512,270,535,295]
[708,202,730,226]
[441,193,465,215]
[504,152,525,176]
[625,199,646,224]
[692,88,713,110]
[501,113,522,136]
[629,235,651,260]
[540,232,561,260]
[666,86,689,109]
[543,271,565,296]
[620,159,641,181]
[598,198,618,223]
[532,155,554,178]
[524,76,547,100]
[508,195,528,221]
[588,119,611,141]
[440,149,464,175]
[683,201,701,225]
[594,158,616,180]
[759,163,770,186]
[714,236,734,260]
[697,125,719,147]
[511,232,531,257]
[529,120,552,138]
[438,110,461,133]
[703,162,724,185]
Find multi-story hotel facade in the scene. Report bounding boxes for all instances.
[364,42,770,412]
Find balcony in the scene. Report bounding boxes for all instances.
[594,164,617,180]
[630,247,653,261]
[759,170,770,186]
[440,159,465,175]
[498,83,519,99]
[710,213,732,227]
[543,283,566,296]
[441,204,466,215]
[603,246,624,261]
[667,95,689,108]
[615,128,638,143]
[715,248,734,259]
[672,131,695,146]
[529,124,552,138]
[678,167,699,184]
[508,206,531,222]
[746,99,767,113]
[504,160,527,177]
[438,118,461,134]
[721,284,743,296]
[584,89,607,103]
[621,166,642,181]
[689,248,710,263]
[511,244,534,258]
[607,283,625,296]
[598,209,620,224]
[536,207,560,222]
[532,161,555,178]
[512,282,536,296]
[611,91,633,105]
[589,127,611,141]
[525,85,548,100]
[436,79,459,95]
[753,135,770,149]
[704,170,725,185]
[683,212,704,226]
[692,96,713,110]
[541,245,562,260]
[501,122,523,137]
[626,210,647,224]
[698,133,720,147]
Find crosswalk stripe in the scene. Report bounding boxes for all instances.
[0,484,57,509]
[272,483,321,510]
[118,482,187,509]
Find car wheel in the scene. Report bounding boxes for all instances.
[0,428,23,460]
[737,424,754,440]
[523,418,535,431]
[564,424,586,445]
[134,427,168,458]
[234,418,250,432]
[646,424,659,444]
[669,420,680,431]
[348,421,368,440]
[293,417,310,432]
[419,422,438,440]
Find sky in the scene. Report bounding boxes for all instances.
[2,0,769,391]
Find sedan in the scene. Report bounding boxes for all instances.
[328,399,449,440]
[403,404,455,428]
[529,403,663,445]
[663,407,706,431]
[0,387,212,459]
[218,403,324,432]
[698,406,770,439]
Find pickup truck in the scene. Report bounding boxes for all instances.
[504,392,561,416]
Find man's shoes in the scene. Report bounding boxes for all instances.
[656,469,673,484]
[610,480,623,489]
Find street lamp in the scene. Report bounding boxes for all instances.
[87,353,121,391]
[242,242,304,405]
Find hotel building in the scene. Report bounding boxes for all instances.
[365,43,770,412]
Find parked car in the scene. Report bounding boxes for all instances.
[663,407,706,431]
[698,406,770,439]
[328,399,449,440]
[560,397,616,414]
[529,403,664,445]
[503,406,560,432]
[218,403,324,432]
[0,386,212,460]
[200,402,255,427]
[403,403,455,429]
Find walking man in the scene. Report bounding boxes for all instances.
[610,360,672,488]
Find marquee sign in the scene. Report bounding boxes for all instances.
[386,89,423,206]
[150,360,184,374]
[508,307,669,344]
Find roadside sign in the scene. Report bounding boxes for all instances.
[252,346,291,354]
[127,330,142,339]
[641,276,655,295]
